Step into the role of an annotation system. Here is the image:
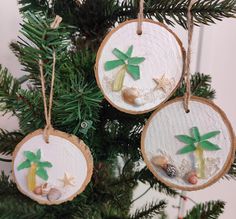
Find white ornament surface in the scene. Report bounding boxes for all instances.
[142,99,234,189]
[96,20,184,113]
[13,133,89,203]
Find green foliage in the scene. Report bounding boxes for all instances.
[172,73,216,100]
[0,65,20,113]
[0,129,24,156]
[105,46,145,90]
[17,0,236,41]
[201,131,221,141]
[134,167,178,197]
[18,149,52,181]
[185,200,225,219]
[17,159,31,170]
[176,135,195,144]
[7,12,103,136]
[130,200,167,219]
[36,167,48,180]
[200,141,221,151]
[11,11,70,83]
[227,153,236,178]
[192,127,201,141]
[177,144,196,154]
[176,127,221,154]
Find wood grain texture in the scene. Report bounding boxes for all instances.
[12,128,93,205]
[95,19,185,114]
[141,96,235,191]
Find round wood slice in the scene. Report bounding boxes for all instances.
[12,128,93,205]
[141,96,235,191]
[95,19,185,114]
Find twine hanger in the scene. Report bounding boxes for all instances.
[183,0,197,113]
[38,15,62,143]
[137,0,144,35]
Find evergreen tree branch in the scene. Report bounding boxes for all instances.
[0,129,24,156]
[10,11,71,85]
[0,158,12,162]
[0,65,20,113]
[225,153,236,179]
[184,200,225,219]
[129,200,167,219]
[172,72,215,100]
[134,167,178,197]
[17,0,236,44]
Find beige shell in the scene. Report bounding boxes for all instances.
[151,155,168,168]
[41,183,51,197]
[33,186,42,195]
[187,175,198,185]
[47,188,62,201]
[122,88,140,105]
[134,97,146,106]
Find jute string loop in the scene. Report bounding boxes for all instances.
[38,15,62,143]
[183,0,197,113]
[137,0,144,35]
[39,51,56,143]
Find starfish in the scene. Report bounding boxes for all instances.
[59,173,75,187]
[153,74,172,93]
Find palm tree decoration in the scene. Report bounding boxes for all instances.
[176,127,221,178]
[105,45,145,91]
[17,149,53,191]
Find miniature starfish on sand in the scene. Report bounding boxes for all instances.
[153,74,172,93]
[59,173,75,187]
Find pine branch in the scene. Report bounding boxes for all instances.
[132,0,236,28]
[172,72,215,100]
[52,50,103,136]
[134,167,178,197]
[184,200,225,219]
[225,153,236,179]
[11,11,71,85]
[0,129,24,156]
[0,65,20,113]
[15,89,45,133]
[129,200,167,219]
[7,12,103,138]
[18,0,50,13]
[17,0,236,43]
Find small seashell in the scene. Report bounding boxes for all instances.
[163,164,177,178]
[134,97,146,106]
[33,186,42,195]
[187,175,198,185]
[47,188,62,201]
[187,171,197,177]
[186,171,198,185]
[151,155,168,168]
[122,88,139,105]
[41,183,51,197]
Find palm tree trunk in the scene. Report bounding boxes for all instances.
[112,66,126,91]
[27,163,37,191]
[195,145,205,178]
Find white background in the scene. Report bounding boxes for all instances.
[0,1,236,218]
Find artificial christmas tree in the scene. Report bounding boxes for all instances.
[0,0,236,218]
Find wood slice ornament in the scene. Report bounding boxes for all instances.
[12,16,93,204]
[95,19,185,114]
[13,128,93,205]
[141,97,235,191]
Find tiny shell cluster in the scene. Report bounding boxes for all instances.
[150,150,221,186]
[33,183,62,202]
[103,75,175,108]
